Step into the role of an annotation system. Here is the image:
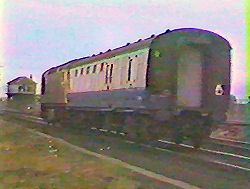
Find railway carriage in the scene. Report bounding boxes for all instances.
[41,28,231,147]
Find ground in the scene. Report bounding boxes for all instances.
[211,124,250,142]
[0,119,172,189]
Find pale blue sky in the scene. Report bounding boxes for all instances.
[1,0,246,98]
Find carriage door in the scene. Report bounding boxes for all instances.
[177,48,202,107]
[105,63,114,90]
[67,70,71,90]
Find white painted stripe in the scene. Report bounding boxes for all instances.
[125,140,135,144]
[143,145,174,153]
[180,144,194,148]
[156,142,250,172]
[154,147,168,152]
[91,127,97,130]
[212,161,250,172]
[12,115,48,125]
[26,115,42,119]
[209,140,250,150]
[210,136,250,145]
[31,120,47,125]
[99,129,108,132]
[158,139,195,148]
[155,147,175,153]
[26,128,201,189]
[159,139,250,160]
[200,148,250,160]
[26,115,44,121]
[110,130,117,134]
[158,139,175,145]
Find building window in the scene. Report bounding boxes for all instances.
[128,59,132,81]
[80,68,84,75]
[86,66,90,74]
[75,69,78,77]
[93,65,97,73]
[100,63,104,72]
[18,86,25,92]
[110,64,113,83]
[18,86,22,92]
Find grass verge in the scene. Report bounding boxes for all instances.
[0,119,168,189]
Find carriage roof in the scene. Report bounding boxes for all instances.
[43,28,231,76]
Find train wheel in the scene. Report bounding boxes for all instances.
[169,116,184,144]
[192,137,202,149]
[44,108,57,125]
[203,116,213,139]
[172,133,184,144]
[124,114,153,142]
[103,112,125,133]
[135,115,154,142]
[124,114,137,139]
[103,112,114,131]
[189,117,205,148]
[191,116,213,148]
[90,112,105,129]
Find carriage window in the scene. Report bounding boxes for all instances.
[100,63,104,71]
[75,69,78,77]
[128,59,132,81]
[93,65,97,73]
[105,65,109,84]
[110,64,113,83]
[86,66,90,74]
[67,70,70,80]
[80,68,84,75]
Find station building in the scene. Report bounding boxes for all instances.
[6,75,37,100]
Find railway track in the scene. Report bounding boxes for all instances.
[1,109,249,173]
[155,139,249,171]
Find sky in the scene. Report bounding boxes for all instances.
[0,0,248,99]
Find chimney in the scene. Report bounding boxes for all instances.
[30,74,33,79]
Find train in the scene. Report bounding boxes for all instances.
[40,28,231,148]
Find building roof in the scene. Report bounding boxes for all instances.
[7,76,36,85]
